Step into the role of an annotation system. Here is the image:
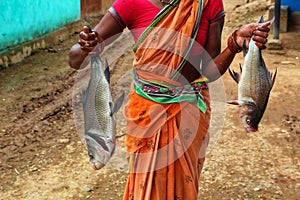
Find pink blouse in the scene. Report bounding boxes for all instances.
[109,0,225,54]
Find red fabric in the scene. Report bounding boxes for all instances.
[111,0,225,54]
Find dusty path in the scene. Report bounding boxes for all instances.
[0,0,299,199]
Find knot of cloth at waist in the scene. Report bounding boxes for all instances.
[133,69,209,113]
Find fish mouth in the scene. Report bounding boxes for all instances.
[90,161,105,170]
[88,149,108,170]
[246,127,258,132]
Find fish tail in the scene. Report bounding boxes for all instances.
[269,17,275,24]
[258,15,265,23]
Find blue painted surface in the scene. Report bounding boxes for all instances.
[282,0,300,12]
[0,0,80,52]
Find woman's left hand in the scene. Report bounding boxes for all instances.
[235,18,272,50]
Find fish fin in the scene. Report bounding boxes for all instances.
[110,91,125,116]
[104,58,110,84]
[116,133,126,138]
[109,102,113,115]
[271,68,278,89]
[228,68,240,84]
[81,89,87,109]
[258,15,265,23]
[226,100,240,105]
[243,40,247,56]
[81,89,88,133]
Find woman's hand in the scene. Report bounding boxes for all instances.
[235,19,271,50]
[78,26,103,54]
[69,13,124,70]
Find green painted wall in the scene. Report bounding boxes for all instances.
[0,0,80,53]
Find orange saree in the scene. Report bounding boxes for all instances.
[123,0,210,199]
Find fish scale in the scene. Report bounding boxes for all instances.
[94,58,113,138]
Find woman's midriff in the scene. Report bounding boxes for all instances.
[177,54,202,83]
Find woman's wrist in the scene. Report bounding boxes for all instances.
[96,34,105,53]
[227,30,243,54]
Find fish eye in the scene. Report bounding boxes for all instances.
[246,118,251,125]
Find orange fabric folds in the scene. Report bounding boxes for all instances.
[124,90,211,199]
[134,0,208,79]
[123,0,210,199]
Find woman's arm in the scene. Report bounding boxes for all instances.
[202,18,271,82]
[205,17,225,59]
[201,16,236,82]
[69,12,124,70]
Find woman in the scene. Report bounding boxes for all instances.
[69,0,271,199]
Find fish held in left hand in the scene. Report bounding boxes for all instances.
[228,16,277,133]
[82,55,124,170]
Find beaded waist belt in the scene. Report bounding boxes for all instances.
[132,69,208,113]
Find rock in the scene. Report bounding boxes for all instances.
[58,138,70,144]
[81,185,93,192]
[281,61,296,65]
[267,39,283,50]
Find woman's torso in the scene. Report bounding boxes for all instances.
[111,0,224,82]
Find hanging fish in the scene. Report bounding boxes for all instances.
[228,16,277,132]
[82,55,124,170]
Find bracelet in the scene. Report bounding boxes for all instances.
[227,30,243,54]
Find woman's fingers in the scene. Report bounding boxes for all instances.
[255,25,270,36]
[260,20,272,29]
[252,24,270,48]
[83,25,91,33]
[255,42,267,49]
[79,31,89,40]
[78,39,98,53]
[78,26,100,52]
[78,38,98,47]
[235,18,272,50]
[79,31,97,41]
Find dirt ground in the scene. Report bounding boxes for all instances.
[0,0,299,199]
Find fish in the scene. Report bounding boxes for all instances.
[82,54,124,170]
[228,16,277,133]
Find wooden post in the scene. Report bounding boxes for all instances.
[274,0,281,39]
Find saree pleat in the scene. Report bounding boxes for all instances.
[123,90,210,199]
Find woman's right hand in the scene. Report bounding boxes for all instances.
[69,12,123,70]
[78,26,102,54]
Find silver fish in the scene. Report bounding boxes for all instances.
[82,55,124,170]
[228,16,277,132]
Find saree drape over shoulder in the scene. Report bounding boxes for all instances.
[121,0,212,199]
